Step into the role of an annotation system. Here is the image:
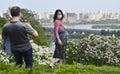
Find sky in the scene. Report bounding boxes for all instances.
[0,0,120,13]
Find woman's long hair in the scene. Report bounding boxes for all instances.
[53,9,64,22]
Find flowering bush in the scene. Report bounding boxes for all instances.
[31,40,54,64]
[0,50,10,64]
[67,34,120,66]
[0,40,54,65]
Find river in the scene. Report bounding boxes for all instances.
[43,24,120,31]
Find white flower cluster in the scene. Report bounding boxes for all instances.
[0,50,10,64]
[67,34,120,66]
[0,40,54,65]
[30,40,54,65]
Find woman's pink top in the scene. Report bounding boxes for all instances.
[54,20,64,37]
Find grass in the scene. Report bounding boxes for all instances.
[0,62,120,74]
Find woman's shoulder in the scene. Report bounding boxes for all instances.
[55,19,61,23]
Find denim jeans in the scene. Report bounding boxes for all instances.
[13,47,33,68]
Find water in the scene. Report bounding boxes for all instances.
[65,24,93,29]
[43,24,120,31]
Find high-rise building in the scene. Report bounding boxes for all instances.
[49,13,54,22]
[66,12,77,23]
[38,12,50,20]
[79,13,85,21]
[86,11,104,21]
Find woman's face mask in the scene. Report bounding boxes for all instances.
[57,12,62,19]
[57,15,62,19]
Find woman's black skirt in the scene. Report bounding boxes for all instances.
[53,31,67,60]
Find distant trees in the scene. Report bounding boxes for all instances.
[101,30,120,36]
[20,9,49,46]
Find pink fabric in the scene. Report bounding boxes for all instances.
[54,20,64,37]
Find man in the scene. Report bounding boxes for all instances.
[2,6,38,68]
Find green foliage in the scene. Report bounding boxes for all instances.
[92,24,120,29]
[30,21,48,46]
[20,9,49,46]
[101,29,120,36]
[0,62,120,74]
[20,9,35,22]
[0,17,8,33]
[69,33,89,39]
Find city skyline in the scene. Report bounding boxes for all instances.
[0,0,120,13]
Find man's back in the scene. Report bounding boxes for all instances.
[3,21,35,51]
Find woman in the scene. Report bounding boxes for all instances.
[50,9,68,68]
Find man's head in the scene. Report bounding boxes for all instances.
[10,6,20,17]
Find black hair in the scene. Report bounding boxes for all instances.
[10,6,20,17]
[53,9,64,22]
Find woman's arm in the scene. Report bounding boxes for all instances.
[54,20,63,45]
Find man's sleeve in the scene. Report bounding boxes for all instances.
[24,24,35,35]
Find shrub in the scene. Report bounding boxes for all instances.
[67,34,120,66]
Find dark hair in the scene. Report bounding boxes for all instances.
[53,9,64,22]
[10,6,20,17]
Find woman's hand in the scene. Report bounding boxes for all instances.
[65,36,68,40]
[58,39,63,45]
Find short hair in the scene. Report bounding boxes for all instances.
[53,9,64,22]
[10,6,20,17]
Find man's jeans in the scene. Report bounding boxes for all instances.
[13,48,33,68]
